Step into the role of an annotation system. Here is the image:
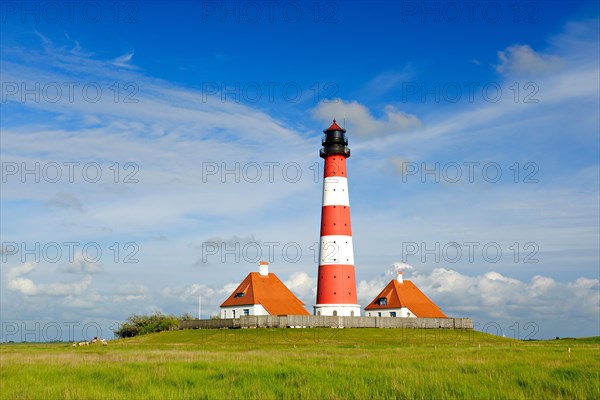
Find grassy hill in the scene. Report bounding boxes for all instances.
[1,328,598,399]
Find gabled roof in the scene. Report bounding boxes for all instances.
[220,272,310,315]
[364,280,447,318]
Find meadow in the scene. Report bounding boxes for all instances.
[1,328,598,399]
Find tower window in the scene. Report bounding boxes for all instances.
[234,292,245,298]
[378,297,387,306]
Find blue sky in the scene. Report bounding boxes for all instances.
[1,1,598,341]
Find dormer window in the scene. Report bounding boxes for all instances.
[378,297,387,306]
[234,292,245,298]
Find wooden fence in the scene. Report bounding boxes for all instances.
[179,316,473,330]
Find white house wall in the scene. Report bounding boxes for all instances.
[221,304,269,318]
[365,307,416,318]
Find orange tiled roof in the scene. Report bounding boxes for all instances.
[364,279,447,318]
[220,272,310,315]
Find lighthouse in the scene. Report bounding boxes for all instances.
[314,120,361,317]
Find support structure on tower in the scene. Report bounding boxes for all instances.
[313,120,361,317]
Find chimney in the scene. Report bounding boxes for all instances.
[259,261,269,276]
[396,271,403,284]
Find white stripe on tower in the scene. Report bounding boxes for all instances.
[322,177,350,207]
[319,235,355,265]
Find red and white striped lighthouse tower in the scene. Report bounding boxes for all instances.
[314,120,361,317]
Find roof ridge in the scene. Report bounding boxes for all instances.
[391,280,403,307]
[249,273,258,302]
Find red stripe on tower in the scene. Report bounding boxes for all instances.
[314,120,361,317]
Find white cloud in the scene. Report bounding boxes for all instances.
[117,283,149,295]
[353,266,598,327]
[6,262,36,280]
[115,283,150,301]
[409,268,599,320]
[60,252,104,274]
[161,282,238,303]
[313,100,421,138]
[6,262,93,296]
[284,271,316,301]
[496,44,565,75]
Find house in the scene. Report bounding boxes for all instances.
[220,261,310,318]
[364,272,447,318]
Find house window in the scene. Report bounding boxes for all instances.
[243,309,249,316]
[333,310,338,316]
[390,312,396,317]
[234,292,244,298]
[232,310,236,318]
[378,297,387,306]
[378,312,382,317]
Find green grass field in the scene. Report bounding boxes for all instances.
[1,329,598,399]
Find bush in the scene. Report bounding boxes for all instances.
[179,312,195,321]
[114,312,180,338]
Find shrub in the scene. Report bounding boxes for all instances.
[179,312,195,321]
[115,312,179,338]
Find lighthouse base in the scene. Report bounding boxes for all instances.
[313,304,361,317]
